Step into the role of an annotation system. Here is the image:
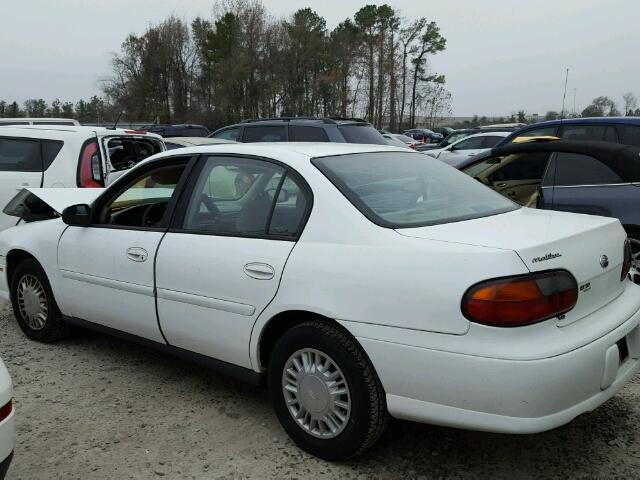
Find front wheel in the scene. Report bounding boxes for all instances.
[268,321,389,460]
[10,259,68,342]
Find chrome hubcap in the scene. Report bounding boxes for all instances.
[630,239,640,284]
[282,348,351,439]
[17,274,48,330]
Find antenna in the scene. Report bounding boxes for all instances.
[111,111,123,130]
[573,88,577,116]
[560,68,569,119]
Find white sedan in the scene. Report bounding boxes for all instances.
[0,143,639,460]
[0,358,13,479]
[424,131,509,167]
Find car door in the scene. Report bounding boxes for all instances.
[549,152,640,221]
[155,154,311,368]
[488,152,551,205]
[0,136,44,231]
[56,156,193,341]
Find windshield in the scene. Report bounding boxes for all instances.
[338,125,388,145]
[313,152,518,228]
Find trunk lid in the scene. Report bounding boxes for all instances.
[397,208,628,326]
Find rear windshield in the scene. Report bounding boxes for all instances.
[338,125,388,145]
[105,137,164,172]
[313,152,518,228]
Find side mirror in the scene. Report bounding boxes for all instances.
[61,204,91,226]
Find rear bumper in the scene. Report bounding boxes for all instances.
[0,410,14,479]
[358,300,640,434]
[0,451,12,480]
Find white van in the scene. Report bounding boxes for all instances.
[0,118,80,126]
[0,126,165,231]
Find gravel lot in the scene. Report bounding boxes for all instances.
[2,302,640,479]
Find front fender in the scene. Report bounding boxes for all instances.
[0,220,67,308]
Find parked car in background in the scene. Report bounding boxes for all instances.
[458,140,640,282]
[209,117,388,145]
[424,131,510,167]
[403,128,443,144]
[0,358,13,480]
[382,133,417,149]
[145,124,210,138]
[2,143,639,461]
[433,126,454,136]
[164,137,236,150]
[416,127,515,152]
[498,117,640,147]
[0,118,79,127]
[0,126,165,231]
[479,123,526,130]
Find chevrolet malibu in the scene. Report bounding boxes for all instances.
[0,143,638,460]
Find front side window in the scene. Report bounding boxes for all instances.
[453,136,485,150]
[314,152,517,228]
[182,156,308,238]
[481,136,506,148]
[212,127,240,141]
[243,126,287,142]
[511,126,557,143]
[101,163,187,228]
[560,125,607,141]
[0,137,42,172]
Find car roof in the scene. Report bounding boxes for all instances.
[455,131,510,140]
[515,117,640,130]
[164,137,236,146]
[0,125,162,138]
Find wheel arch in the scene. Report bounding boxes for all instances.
[254,309,359,371]
[6,249,39,284]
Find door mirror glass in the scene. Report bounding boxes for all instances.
[62,204,91,226]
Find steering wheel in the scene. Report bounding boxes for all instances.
[142,202,168,228]
[199,194,221,222]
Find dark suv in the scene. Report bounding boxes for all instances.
[145,124,210,138]
[209,117,388,145]
[498,117,640,147]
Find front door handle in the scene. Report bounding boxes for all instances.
[244,263,275,280]
[126,247,148,262]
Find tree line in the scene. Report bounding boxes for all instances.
[99,0,450,131]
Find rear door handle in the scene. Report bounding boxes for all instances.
[244,263,275,280]
[126,247,148,262]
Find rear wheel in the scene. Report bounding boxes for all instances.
[629,237,640,284]
[10,259,68,342]
[268,320,389,460]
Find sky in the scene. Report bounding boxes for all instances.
[1,0,638,117]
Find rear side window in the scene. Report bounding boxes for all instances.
[313,152,517,228]
[212,127,240,141]
[243,126,286,142]
[289,126,329,142]
[491,153,550,181]
[454,136,485,150]
[0,137,42,172]
[619,125,640,147]
[338,125,387,145]
[42,140,64,170]
[553,153,627,186]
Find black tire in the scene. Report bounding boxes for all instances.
[268,320,389,460]
[10,258,68,342]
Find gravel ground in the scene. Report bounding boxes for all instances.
[2,302,640,479]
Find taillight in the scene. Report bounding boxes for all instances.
[78,139,103,188]
[622,239,633,281]
[124,130,146,135]
[0,400,12,422]
[462,270,578,327]
[409,143,416,150]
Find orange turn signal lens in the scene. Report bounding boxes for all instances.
[462,270,578,327]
